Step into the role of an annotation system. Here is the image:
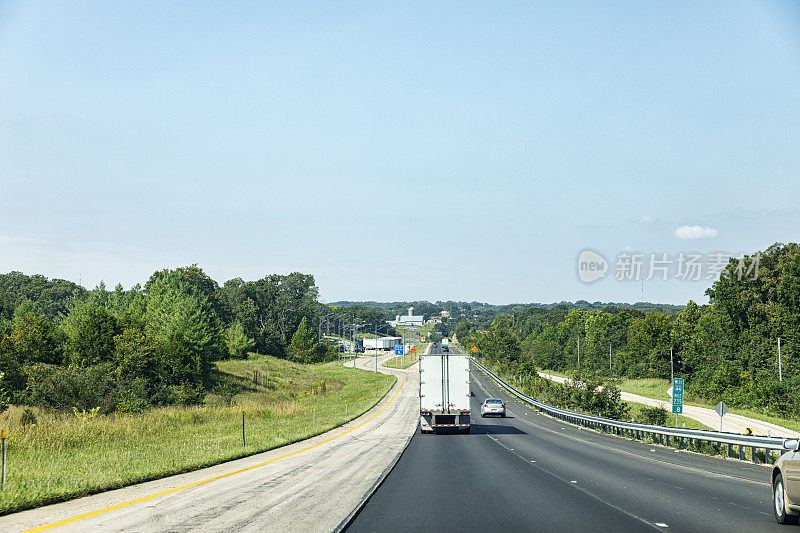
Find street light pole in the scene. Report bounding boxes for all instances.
[670,347,676,427]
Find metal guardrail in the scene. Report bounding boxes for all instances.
[470,358,789,464]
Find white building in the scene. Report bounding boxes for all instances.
[388,306,425,326]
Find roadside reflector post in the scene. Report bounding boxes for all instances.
[345,404,347,417]
[242,411,245,447]
[312,408,316,426]
[2,428,7,489]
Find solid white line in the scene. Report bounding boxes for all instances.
[654,523,669,528]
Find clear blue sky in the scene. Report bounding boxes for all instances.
[1,1,799,305]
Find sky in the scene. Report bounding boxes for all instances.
[1,1,799,305]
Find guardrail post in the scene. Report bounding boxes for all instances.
[680,436,685,449]
[752,447,758,464]
[739,445,745,460]
[666,435,671,446]
[659,433,664,445]
[767,449,774,464]
[728,443,734,458]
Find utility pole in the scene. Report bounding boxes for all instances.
[375,322,378,373]
[778,337,783,382]
[577,337,580,367]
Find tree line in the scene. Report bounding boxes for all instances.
[459,243,800,419]
[0,266,337,413]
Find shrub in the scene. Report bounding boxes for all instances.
[636,405,669,426]
[116,389,149,413]
[213,381,240,407]
[24,363,117,413]
[20,408,37,426]
[173,381,206,406]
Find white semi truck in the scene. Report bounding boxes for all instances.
[362,337,401,350]
[419,351,471,433]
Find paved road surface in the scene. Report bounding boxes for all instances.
[539,371,800,438]
[2,354,418,533]
[348,348,780,532]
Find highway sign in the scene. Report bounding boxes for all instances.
[471,346,478,353]
[394,345,404,356]
[714,401,728,431]
[410,346,417,354]
[671,378,683,414]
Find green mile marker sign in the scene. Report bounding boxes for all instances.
[672,378,684,414]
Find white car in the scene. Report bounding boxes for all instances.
[480,398,506,418]
[773,438,800,524]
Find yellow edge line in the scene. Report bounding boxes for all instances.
[22,369,406,533]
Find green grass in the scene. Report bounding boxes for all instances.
[0,354,395,516]
[539,369,570,379]
[383,344,427,369]
[544,373,800,434]
[624,402,712,430]
[613,377,800,433]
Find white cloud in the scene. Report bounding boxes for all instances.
[638,216,654,223]
[673,225,718,239]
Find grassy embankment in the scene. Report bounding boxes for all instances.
[383,343,427,369]
[0,354,394,515]
[542,370,800,433]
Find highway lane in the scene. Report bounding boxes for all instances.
[348,349,780,532]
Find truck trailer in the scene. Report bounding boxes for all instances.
[419,353,471,433]
[362,337,402,350]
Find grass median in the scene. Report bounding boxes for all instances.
[0,354,395,515]
[383,343,427,369]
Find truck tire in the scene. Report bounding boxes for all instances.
[774,473,799,525]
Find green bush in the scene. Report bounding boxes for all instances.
[116,388,149,413]
[20,408,37,426]
[24,362,117,413]
[636,405,669,426]
[213,381,240,407]
[173,381,206,406]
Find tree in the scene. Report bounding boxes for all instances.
[289,317,318,363]
[113,328,165,399]
[7,310,62,365]
[223,320,255,359]
[62,302,119,367]
[145,283,218,387]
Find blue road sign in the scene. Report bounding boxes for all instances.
[394,345,404,356]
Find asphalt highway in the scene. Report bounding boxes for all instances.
[347,346,780,532]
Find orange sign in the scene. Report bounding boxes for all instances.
[410,347,417,353]
[471,346,478,353]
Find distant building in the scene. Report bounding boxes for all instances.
[440,310,450,318]
[388,306,425,326]
[427,315,442,325]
